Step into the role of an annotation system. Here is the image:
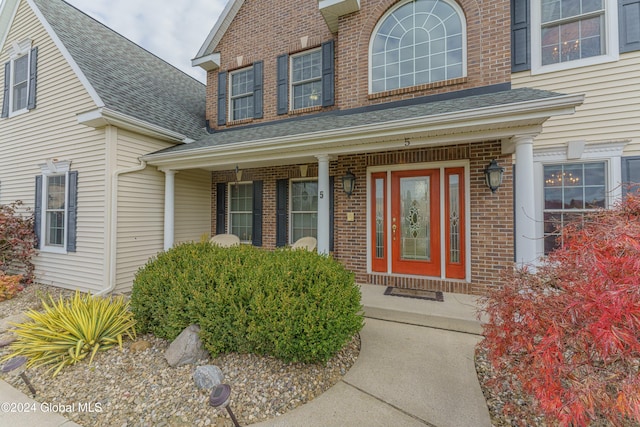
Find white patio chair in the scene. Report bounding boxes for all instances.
[209,233,240,248]
[291,236,317,251]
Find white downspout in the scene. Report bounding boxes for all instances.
[97,160,147,296]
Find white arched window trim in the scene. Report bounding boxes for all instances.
[368,0,468,94]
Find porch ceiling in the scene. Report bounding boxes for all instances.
[142,87,584,171]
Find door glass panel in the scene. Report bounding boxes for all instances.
[448,174,460,263]
[375,178,385,259]
[400,176,430,261]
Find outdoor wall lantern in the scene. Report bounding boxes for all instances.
[484,159,504,193]
[342,170,356,197]
[209,383,241,427]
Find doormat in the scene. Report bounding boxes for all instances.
[384,287,444,302]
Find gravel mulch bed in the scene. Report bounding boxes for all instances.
[0,284,360,427]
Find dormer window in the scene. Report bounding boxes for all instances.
[2,40,38,118]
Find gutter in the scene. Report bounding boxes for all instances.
[96,160,147,296]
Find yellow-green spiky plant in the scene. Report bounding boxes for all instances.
[2,291,136,377]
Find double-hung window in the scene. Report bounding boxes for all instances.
[2,40,38,118]
[532,0,618,72]
[45,174,67,247]
[291,49,322,110]
[36,160,77,253]
[543,162,606,253]
[276,40,334,114]
[290,180,318,242]
[229,182,253,242]
[229,67,254,121]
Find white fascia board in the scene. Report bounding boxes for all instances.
[77,108,189,143]
[191,53,221,71]
[26,0,104,108]
[194,0,244,59]
[144,94,585,169]
[319,0,360,33]
[0,0,20,54]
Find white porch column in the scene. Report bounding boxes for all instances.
[316,155,330,254]
[163,170,176,251]
[513,135,537,266]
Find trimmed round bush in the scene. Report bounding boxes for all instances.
[131,242,363,364]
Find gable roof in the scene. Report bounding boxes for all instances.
[194,0,244,61]
[3,0,206,141]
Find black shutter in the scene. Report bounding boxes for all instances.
[217,71,227,126]
[511,0,530,72]
[252,181,263,246]
[277,54,289,115]
[34,175,42,247]
[276,179,288,247]
[253,61,263,119]
[66,171,78,252]
[620,0,640,53]
[27,47,37,110]
[1,61,9,118]
[622,156,640,196]
[216,183,227,234]
[321,40,335,107]
[329,176,334,252]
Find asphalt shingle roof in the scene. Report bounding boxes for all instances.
[34,0,207,140]
[154,86,566,155]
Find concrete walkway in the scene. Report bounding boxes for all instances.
[251,284,491,427]
[0,284,490,427]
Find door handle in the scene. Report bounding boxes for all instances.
[392,221,397,240]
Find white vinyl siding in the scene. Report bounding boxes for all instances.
[174,169,212,244]
[0,1,106,292]
[512,50,640,156]
[114,129,176,293]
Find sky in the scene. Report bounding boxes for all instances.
[64,0,229,82]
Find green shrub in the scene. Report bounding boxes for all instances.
[3,291,136,377]
[131,242,363,364]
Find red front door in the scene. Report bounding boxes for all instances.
[390,169,441,276]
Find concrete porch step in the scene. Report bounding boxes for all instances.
[359,284,487,335]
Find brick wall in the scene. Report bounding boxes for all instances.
[210,141,514,295]
[207,0,512,129]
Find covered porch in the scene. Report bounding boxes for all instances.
[142,87,583,295]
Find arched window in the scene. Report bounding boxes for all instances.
[370,0,466,93]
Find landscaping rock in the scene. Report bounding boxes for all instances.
[0,334,17,347]
[193,365,224,390]
[164,325,208,367]
[130,340,151,353]
[0,312,30,333]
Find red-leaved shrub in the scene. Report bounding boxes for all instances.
[0,201,36,283]
[480,192,640,427]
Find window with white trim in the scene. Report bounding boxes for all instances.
[45,174,66,247]
[11,53,29,113]
[532,0,618,73]
[229,67,254,121]
[290,180,318,243]
[228,182,253,242]
[369,0,466,93]
[543,162,606,253]
[291,49,322,110]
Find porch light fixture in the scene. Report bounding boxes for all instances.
[234,165,243,182]
[484,159,504,193]
[209,383,241,427]
[342,170,356,197]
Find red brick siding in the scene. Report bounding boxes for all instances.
[210,141,513,295]
[207,0,511,129]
